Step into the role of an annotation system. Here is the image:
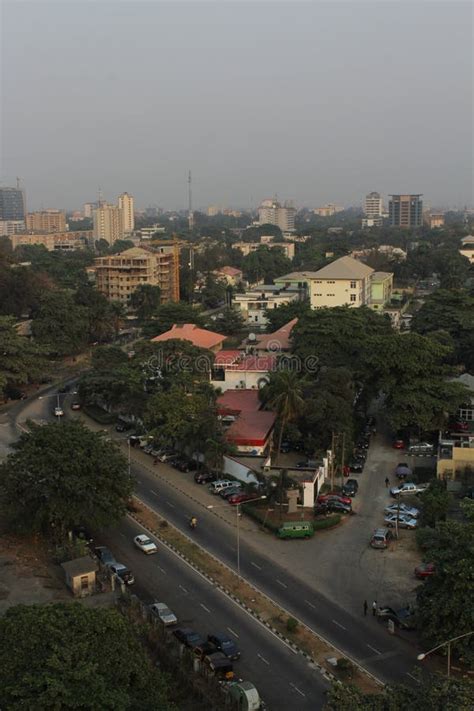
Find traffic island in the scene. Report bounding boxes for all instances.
[129,496,381,695]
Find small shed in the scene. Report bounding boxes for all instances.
[61,556,98,597]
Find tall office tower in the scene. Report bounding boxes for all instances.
[388,194,423,227]
[364,192,383,219]
[0,187,26,221]
[25,209,66,233]
[93,203,124,245]
[84,202,97,218]
[118,192,134,233]
[258,198,296,232]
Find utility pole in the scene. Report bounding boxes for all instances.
[187,170,194,231]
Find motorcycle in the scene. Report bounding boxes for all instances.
[189,517,197,529]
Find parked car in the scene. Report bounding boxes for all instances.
[384,513,418,529]
[150,602,178,626]
[314,503,330,516]
[342,479,358,496]
[70,401,81,411]
[219,485,243,499]
[108,563,135,585]
[173,627,205,649]
[207,633,241,660]
[194,470,216,484]
[54,406,64,417]
[393,439,405,450]
[209,480,234,494]
[349,460,364,473]
[326,500,353,515]
[370,528,393,549]
[390,482,429,497]
[408,442,434,455]
[377,606,416,630]
[174,457,193,472]
[228,492,260,505]
[4,386,27,400]
[394,463,412,479]
[277,521,314,539]
[94,546,116,566]
[317,493,352,506]
[202,651,234,679]
[115,420,132,432]
[134,534,158,554]
[414,562,436,579]
[384,503,420,518]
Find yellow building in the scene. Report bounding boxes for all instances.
[369,271,394,311]
[9,231,92,251]
[309,256,374,308]
[26,210,66,233]
[94,245,179,304]
[118,192,134,233]
[93,203,124,245]
[233,241,295,260]
[424,212,445,229]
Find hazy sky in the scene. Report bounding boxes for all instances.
[2,1,473,210]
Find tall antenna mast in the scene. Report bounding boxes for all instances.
[16,177,21,190]
[188,170,194,231]
[98,186,104,207]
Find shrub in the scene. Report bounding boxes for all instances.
[336,657,354,678]
[313,515,341,531]
[241,503,280,532]
[286,617,298,633]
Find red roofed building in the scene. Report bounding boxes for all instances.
[214,266,243,286]
[151,323,226,353]
[253,318,298,353]
[225,411,276,454]
[217,389,262,417]
[211,350,276,391]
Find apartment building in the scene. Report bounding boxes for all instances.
[388,194,423,227]
[25,210,66,233]
[460,235,474,265]
[424,212,445,229]
[0,187,25,221]
[93,203,124,245]
[313,203,344,217]
[369,272,394,311]
[258,199,296,232]
[233,241,295,260]
[233,284,300,328]
[0,220,25,236]
[94,244,179,304]
[118,192,135,233]
[362,192,383,228]
[9,231,92,251]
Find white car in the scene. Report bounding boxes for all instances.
[134,534,158,554]
[384,503,420,518]
[390,482,429,497]
[384,513,418,529]
[150,602,178,626]
[54,406,64,417]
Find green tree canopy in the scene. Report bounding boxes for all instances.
[32,290,90,356]
[130,284,162,320]
[260,369,305,465]
[141,302,205,338]
[0,316,48,395]
[0,420,133,539]
[210,308,245,336]
[74,284,123,343]
[264,300,311,332]
[241,245,292,283]
[0,603,175,711]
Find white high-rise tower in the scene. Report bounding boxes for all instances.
[118,192,135,233]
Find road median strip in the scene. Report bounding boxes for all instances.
[129,496,383,695]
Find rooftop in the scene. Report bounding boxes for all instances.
[213,351,277,372]
[226,410,276,446]
[371,271,393,280]
[254,318,298,352]
[275,271,320,281]
[151,323,226,350]
[61,556,98,577]
[217,389,262,415]
[313,256,374,280]
[214,350,241,366]
[216,266,242,276]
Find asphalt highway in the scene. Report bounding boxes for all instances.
[97,517,330,710]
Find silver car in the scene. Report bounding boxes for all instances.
[150,602,178,626]
[384,513,418,529]
[384,503,420,518]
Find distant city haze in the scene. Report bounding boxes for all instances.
[2,1,472,210]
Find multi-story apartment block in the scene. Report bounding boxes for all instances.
[94,244,180,304]
[9,231,92,251]
[0,220,25,236]
[424,212,445,229]
[313,203,344,217]
[118,192,135,233]
[0,187,26,221]
[362,192,383,228]
[93,203,124,245]
[389,194,423,227]
[233,241,295,261]
[233,284,301,328]
[258,199,296,232]
[83,202,97,218]
[25,210,66,233]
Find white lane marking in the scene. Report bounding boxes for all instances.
[251,561,262,570]
[157,565,167,575]
[150,489,159,496]
[332,619,346,630]
[200,603,211,613]
[178,584,188,593]
[227,627,239,638]
[276,579,287,589]
[406,672,421,683]
[367,644,381,655]
[257,653,270,665]
[289,682,306,698]
[165,501,175,508]
[304,599,316,610]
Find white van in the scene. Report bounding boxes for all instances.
[209,480,235,495]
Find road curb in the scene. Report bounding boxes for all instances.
[128,500,383,689]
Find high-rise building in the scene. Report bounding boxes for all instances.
[94,244,180,304]
[362,192,383,228]
[93,203,124,245]
[389,195,423,228]
[83,202,97,218]
[26,210,66,233]
[0,187,25,221]
[0,220,25,236]
[258,199,296,232]
[118,192,135,233]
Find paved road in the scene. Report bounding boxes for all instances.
[98,517,330,710]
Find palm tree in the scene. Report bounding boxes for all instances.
[260,370,305,467]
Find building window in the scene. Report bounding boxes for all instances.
[350,281,357,289]
[350,294,357,302]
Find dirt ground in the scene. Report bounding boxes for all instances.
[0,533,69,614]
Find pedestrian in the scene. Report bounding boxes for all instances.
[385,476,389,488]
[372,600,377,616]
[363,600,368,616]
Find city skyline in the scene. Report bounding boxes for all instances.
[2,2,472,210]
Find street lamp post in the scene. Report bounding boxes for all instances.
[417,631,473,677]
[208,495,266,580]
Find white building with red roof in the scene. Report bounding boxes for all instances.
[211,351,277,391]
[217,389,276,455]
[214,265,243,286]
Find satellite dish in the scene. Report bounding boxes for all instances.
[248,333,256,342]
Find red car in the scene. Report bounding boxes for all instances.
[414,562,435,579]
[227,492,260,505]
[453,421,469,432]
[393,439,405,450]
[317,493,352,506]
